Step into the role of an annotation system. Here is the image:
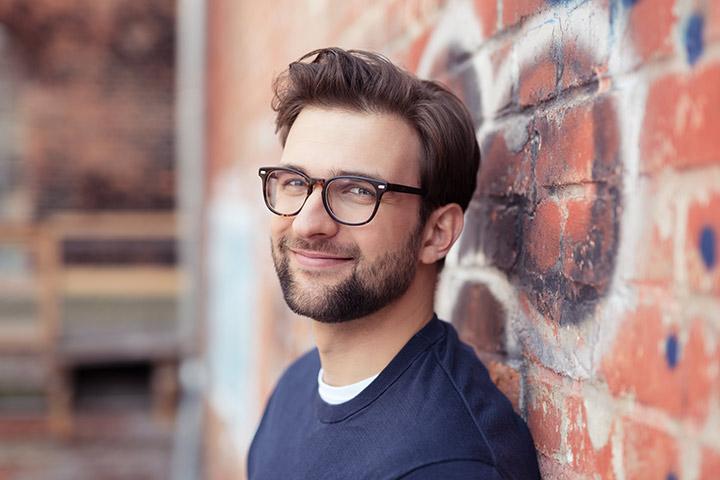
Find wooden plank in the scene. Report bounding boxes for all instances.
[46,211,176,239]
[60,267,181,297]
[0,324,45,352]
[0,224,38,242]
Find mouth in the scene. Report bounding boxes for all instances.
[289,248,355,269]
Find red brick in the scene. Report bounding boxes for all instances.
[622,418,679,479]
[561,194,595,285]
[564,197,593,242]
[451,282,506,354]
[602,304,679,413]
[526,199,563,271]
[559,30,607,92]
[602,305,716,422]
[641,64,720,173]
[518,57,558,106]
[477,128,534,198]
[686,191,720,295]
[701,448,720,479]
[683,318,717,423]
[502,0,545,29]
[458,199,522,270]
[473,0,497,37]
[526,371,564,457]
[709,3,720,42]
[560,185,618,290]
[535,96,620,187]
[626,0,677,63]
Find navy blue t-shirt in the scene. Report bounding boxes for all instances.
[248,316,540,479]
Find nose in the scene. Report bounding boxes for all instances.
[291,185,339,239]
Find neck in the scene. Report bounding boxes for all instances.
[313,264,436,386]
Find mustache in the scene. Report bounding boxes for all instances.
[277,236,361,258]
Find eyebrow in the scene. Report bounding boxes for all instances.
[279,163,384,180]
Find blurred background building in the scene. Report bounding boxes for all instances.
[1,0,719,479]
[0,0,180,478]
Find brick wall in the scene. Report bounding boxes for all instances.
[204,1,720,478]
[0,0,176,218]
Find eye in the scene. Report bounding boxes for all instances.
[282,177,307,188]
[348,185,374,197]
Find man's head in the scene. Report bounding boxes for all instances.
[273,47,480,221]
[263,48,480,323]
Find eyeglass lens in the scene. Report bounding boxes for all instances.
[264,170,378,224]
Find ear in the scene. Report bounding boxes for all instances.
[418,203,465,265]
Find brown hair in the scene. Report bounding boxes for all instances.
[272,47,480,220]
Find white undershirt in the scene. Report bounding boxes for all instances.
[317,368,380,405]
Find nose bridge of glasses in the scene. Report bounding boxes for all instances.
[302,177,328,209]
[307,177,327,193]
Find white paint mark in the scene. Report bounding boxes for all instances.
[611,421,626,480]
[584,391,613,450]
[681,441,701,480]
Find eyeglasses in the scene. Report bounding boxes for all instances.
[258,166,425,226]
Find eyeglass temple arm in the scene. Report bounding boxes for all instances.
[385,182,425,196]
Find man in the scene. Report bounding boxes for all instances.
[248,47,540,479]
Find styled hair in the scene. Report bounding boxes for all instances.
[272,47,480,220]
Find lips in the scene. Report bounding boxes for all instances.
[290,249,354,269]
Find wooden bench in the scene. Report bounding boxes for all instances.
[43,212,181,435]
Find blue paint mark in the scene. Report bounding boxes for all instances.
[667,473,678,480]
[622,0,639,7]
[700,226,716,269]
[666,335,679,369]
[685,14,705,65]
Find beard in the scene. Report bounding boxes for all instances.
[271,226,423,323]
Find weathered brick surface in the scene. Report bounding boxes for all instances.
[564,393,614,477]
[526,368,564,457]
[451,281,506,354]
[501,0,546,30]
[686,191,720,295]
[625,0,678,64]
[622,419,680,478]
[203,0,720,479]
[602,304,716,422]
[641,64,720,173]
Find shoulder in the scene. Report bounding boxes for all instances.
[424,319,540,479]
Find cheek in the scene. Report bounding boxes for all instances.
[354,224,408,259]
[368,204,420,245]
[270,217,292,239]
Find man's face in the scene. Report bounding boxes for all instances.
[269,106,425,323]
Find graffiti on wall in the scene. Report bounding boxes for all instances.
[420,0,649,375]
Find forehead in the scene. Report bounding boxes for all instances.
[280,107,421,183]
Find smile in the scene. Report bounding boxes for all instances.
[290,249,355,269]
